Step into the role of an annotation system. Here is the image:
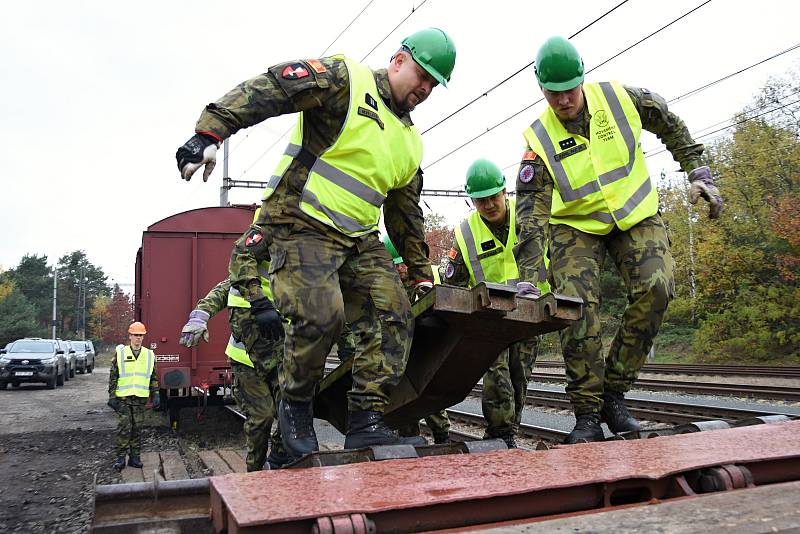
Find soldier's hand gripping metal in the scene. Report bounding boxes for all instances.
[688,166,723,219]
[179,309,210,347]
[107,397,122,413]
[250,297,284,340]
[411,279,434,302]
[176,133,220,182]
[516,281,541,298]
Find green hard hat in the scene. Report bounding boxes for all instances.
[401,28,456,88]
[465,159,506,199]
[382,234,404,265]
[535,36,584,91]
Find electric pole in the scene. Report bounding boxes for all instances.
[220,138,230,207]
[51,267,57,339]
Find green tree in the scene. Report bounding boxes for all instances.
[56,250,110,338]
[4,254,53,330]
[0,286,42,346]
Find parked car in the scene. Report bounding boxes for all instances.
[55,339,76,379]
[0,338,68,389]
[69,340,94,374]
[85,340,97,368]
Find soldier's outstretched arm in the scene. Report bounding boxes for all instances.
[385,172,431,287]
[514,147,552,284]
[176,58,336,182]
[179,278,232,347]
[626,86,722,219]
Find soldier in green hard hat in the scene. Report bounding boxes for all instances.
[445,159,549,448]
[176,28,457,459]
[515,36,723,444]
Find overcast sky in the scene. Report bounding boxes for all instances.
[2,0,798,289]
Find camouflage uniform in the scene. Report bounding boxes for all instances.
[205,57,430,413]
[108,348,158,457]
[515,86,702,415]
[195,278,282,472]
[444,201,539,441]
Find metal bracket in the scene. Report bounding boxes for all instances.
[313,513,376,534]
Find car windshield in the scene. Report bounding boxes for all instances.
[10,341,55,353]
[70,343,85,351]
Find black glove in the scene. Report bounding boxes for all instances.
[107,397,122,413]
[176,133,220,182]
[250,297,284,340]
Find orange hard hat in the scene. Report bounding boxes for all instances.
[128,322,147,335]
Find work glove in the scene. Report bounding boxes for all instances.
[179,309,210,347]
[107,397,122,413]
[176,133,220,182]
[410,280,434,302]
[151,392,161,411]
[688,166,723,219]
[250,297,284,341]
[516,281,541,299]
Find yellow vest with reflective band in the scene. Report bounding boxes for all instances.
[227,260,272,309]
[262,55,423,237]
[454,199,551,293]
[523,81,657,235]
[114,345,154,398]
[432,265,441,285]
[225,335,254,368]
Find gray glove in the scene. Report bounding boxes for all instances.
[516,281,541,299]
[688,166,723,219]
[411,280,434,302]
[180,309,210,347]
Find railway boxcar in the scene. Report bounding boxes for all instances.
[135,205,255,425]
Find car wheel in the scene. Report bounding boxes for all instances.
[47,373,57,389]
[87,363,93,374]
[69,365,75,378]
[0,381,7,390]
[56,368,65,386]
[11,382,20,388]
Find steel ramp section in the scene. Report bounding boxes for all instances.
[314,283,582,433]
[207,420,800,533]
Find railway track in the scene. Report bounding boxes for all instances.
[529,372,800,402]
[536,360,800,378]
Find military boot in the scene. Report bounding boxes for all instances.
[266,437,291,470]
[432,433,452,445]
[601,390,642,433]
[112,456,126,471]
[278,399,318,459]
[128,455,143,468]
[344,411,427,449]
[564,413,604,444]
[500,435,518,449]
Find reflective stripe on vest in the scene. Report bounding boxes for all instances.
[454,198,520,287]
[227,261,273,308]
[115,345,153,398]
[263,55,423,237]
[523,81,657,235]
[225,335,254,368]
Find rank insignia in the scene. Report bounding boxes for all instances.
[365,93,378,110]
[305,59,327,74]
[447,247,459,260]
[282,64,309,79]
[522,149,537,161]
[519,164,535,183]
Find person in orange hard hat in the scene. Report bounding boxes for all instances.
[107,322,160,471]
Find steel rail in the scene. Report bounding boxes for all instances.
[535,360,800,378]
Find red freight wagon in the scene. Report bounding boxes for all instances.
[135,205,256,425]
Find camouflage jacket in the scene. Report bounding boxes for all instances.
[444,203,511,288]
[514,85,706,282]
[108,346,159,401]
[195,278,231,318]
[195,56,430,299]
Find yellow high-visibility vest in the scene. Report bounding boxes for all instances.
[226,260,272,309]
[225,335,254,368]
[262,55,423,237]
[523,81,657,235]
[114,345,154,398]
[454,198,550,293]
[432,265,441,285]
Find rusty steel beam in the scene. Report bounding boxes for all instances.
[207,420,800,533]
[315,283,582,433]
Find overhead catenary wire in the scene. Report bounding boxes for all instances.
[421,0,630,135]
[239,1,428,177]
[423,0,715,171]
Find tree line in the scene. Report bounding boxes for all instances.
[0,251,133,349]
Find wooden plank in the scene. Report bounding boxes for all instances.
[199,450,233,476]
[160,450,189,480]
[140,452,164,482]
[120,466,145,484]
[217,448,248,473]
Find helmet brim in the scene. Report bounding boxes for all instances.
[415,59,448,88]
[540,75,584,92]
[468,184,506,199]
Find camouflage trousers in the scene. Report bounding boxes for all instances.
[267,224,413,412]
[229,307,283,471]
[115,398,146,456]
[549,215,675,415]
[397,410,452,443]
[482,337,539,439]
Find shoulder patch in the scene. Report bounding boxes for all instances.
[281,63,310,80]
[522,149,537,161]
[305,58,327,74]
[447,247,459,260]
[519,164,535,183]
[244,228,263,247]
[445,262,455,279]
